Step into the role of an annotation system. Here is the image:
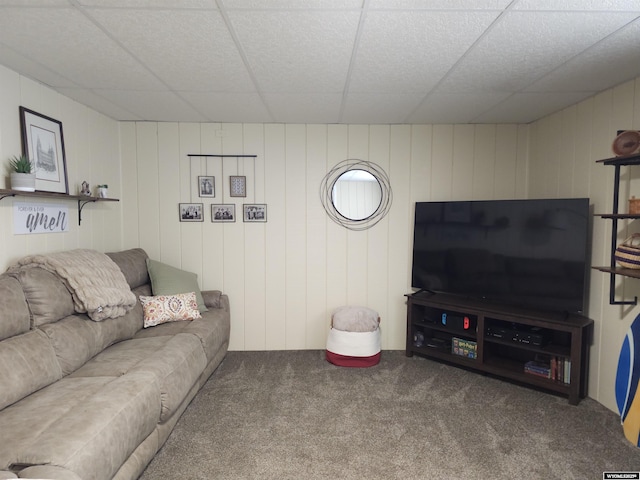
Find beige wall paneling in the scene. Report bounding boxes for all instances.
[515,125,529,197]
[217,124,247,351]
[368,125,391,348]
[612,81,639,314]
[451,125,475,200]
[284,124,308,349]
[264,124,287,350]
[243,124,267,350]
[431,125,454,200]
[119,122,140,250]
[86,111,121,254]
[346,125,371,308]
[157,122,181,267]
[409,125,433,204]
[559,107,578,197]
[198,123,223,293]
[0,65,21,269]
[0,65,121,270]
[73,104,95,250]
[305,124,329,349]
[135,123,161,261]
[593,88,625,413]
[473,125,497,200]
[387,125,413,349]
[177,124,205,329]
[494,124,519,200]
[528,78,640,413]
[325,125,349,319]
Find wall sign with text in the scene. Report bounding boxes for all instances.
[13,202,69,234]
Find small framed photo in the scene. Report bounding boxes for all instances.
[20,106,69,194]
[229,175,246,197]
[211,204,236,222]
[198,176,215,197]
[243,204,267,222]
[179,203,203,222]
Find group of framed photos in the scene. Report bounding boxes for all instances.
[186,174,266,223]
[179,203,266,223]
[197,175,247,199]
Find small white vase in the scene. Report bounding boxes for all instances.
[98,187,108,198]
[10,172,36,192]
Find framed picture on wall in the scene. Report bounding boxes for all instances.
[19,106,69,194]
[243,204,267,222]
[211,204,235,222]
[229,175,246,197]
[198,176,215,198]
[179,203,203,222]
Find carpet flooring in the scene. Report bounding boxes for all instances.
[139,350,640,480]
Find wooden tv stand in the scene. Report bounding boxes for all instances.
[405,292,594,405]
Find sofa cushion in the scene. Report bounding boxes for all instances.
[134,307,230,363]
[39,305,143,377]
[146,258,207,313]
[70,334,207,422]
[8,267,75,327]
[0,329,62,410]
[0,274,30,341]
[106,248,150,290]
[0,373,160,480]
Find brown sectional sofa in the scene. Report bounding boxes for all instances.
[0,248,230,480]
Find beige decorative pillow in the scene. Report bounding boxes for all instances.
[139,292,202,328]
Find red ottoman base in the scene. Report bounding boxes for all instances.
[326,350,381,368]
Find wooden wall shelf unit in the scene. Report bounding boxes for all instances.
[593,152,640,305]
[0,189,119,225]
[406,292,593,405]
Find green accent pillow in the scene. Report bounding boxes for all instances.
[146,258,208,313]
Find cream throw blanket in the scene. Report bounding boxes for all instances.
[10,249,137,321]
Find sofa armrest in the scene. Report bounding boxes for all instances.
[201,290,229,313]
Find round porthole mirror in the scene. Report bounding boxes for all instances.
[320,159,392,230]
[332,169,382,221]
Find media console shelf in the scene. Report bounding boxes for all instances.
[405,292,593,405]
[0,189,119,225]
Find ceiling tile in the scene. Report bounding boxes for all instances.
[437,10,640,93]
[473,92,592,123]
[96,90,209,121]
[223,0,362,8]
[341,93,426,124]
[349,10,501,93]
[180,92,273,123]
[87,8,255,92]
[77,0,214,7]
[525,18,640,93]
[0,43,78,88]
[227,10,360,93]
[0,7,167,90]
[0,0,69,5]
[406,92,511,124]
[513,0,640,11]
[263,93,343,123]
[368,0,511,9]
[56,88,144,120]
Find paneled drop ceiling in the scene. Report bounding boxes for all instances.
[0,0,639,124]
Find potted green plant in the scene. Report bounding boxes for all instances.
[8,154,36,192]
[97,184,108,198]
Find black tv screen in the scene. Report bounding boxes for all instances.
[411,198,590,314]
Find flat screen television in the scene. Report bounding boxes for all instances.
[411,198,590,314]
